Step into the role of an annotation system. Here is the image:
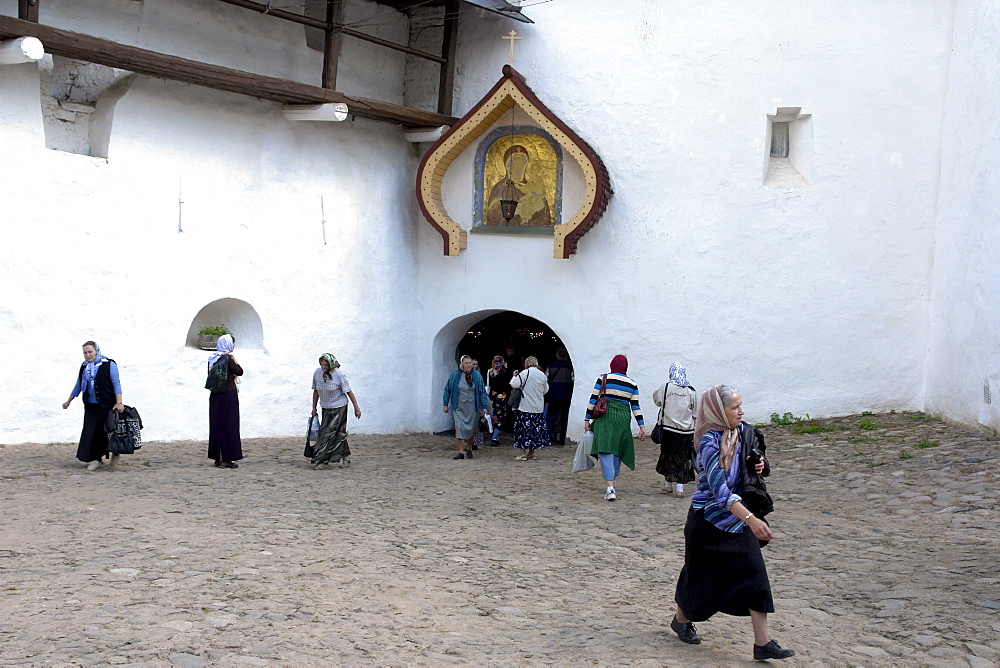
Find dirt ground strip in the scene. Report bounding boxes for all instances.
[1,411,998,667]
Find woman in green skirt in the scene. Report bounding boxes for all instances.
[584,354,646,501]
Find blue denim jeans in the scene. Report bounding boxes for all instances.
[599,453,621,483]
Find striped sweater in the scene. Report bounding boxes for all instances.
[584,372,644,425]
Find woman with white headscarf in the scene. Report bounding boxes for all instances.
[207,334,244,468]
[669,384,794,661]
[651,362,697,497]
[62,340,124,471]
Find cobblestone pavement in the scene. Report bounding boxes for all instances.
[1,411,998,667]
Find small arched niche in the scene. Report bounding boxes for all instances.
[186,298,264,350]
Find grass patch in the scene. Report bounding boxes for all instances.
[859,417,880,431]
[789,422,843,434]
[770,412,810,426]
[899,450,912,460]
[916,438,939,449]
[905,411,933,422]
[867,461,886,468]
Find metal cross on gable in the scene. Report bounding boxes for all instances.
[502,30,523,61]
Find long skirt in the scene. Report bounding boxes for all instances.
[76,402,111,462]
[313,405,350,465]
[655,430,696,483]
[513,410,548,450]
[674,508,774,621]
[208,389,243,462]
[589,400,636,471]
[490,389,513,432]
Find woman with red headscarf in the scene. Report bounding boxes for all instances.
[669,384,794,662]
[583,354,645,501]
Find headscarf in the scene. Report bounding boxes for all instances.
[694,384,739,471]
[319,353,339,380]
[668,362,691,388]
[609,354,628,375]
[207,334,234,371]
[491,355,505,373]
[82,342,109,393]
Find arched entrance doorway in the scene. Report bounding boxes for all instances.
[452,311,574,445]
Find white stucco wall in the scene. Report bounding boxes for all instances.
[924,0,1000,431]
[415,0,954,437]
[1,0,990,444]
[0,0,422,444]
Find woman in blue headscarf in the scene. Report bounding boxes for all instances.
[62,340,124,471]
[651,362,697,497]
[207,334,244,468]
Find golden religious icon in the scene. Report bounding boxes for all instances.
[484,134,558,226]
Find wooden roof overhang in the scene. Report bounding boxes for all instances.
[416,65,613,259]
[2,0,480,127]
[373,0,533,23]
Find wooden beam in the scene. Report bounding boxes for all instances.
[0,16,456,127]
[17,0,38,23]
[215,0,445,64]
[322,0,344,90]
[437,0,459,116]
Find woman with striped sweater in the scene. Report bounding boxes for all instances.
[584,354,646,501]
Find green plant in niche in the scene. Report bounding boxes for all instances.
[198,325,231,337]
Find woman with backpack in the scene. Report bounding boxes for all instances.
[62,340,125,471]
[206,334,244,468]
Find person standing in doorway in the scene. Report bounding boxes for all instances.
[584,354,646,501]
[443,355,489,460]
[207,334,244,469]
[310,353,362,469]
[510,356,549,460]
[652,362,697,497]
[487,354,512,445]
[545,347,574,445]
[62,340,124,472]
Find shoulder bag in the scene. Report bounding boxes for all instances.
[507,371,524,410]
[591,374,608,418]
[649,379,671,444]
[740,426,774,546]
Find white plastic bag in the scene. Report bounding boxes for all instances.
[572,431,595,473]
[307,415,320,441]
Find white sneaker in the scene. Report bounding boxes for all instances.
[604,487,616,501]
[674,483,685,497]
[660,481,672,493]
[86,460,101,471]
[109,453,120,468]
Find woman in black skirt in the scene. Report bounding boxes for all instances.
[207,334,244,468]
[62,341,125,471]
[670,384,794,661]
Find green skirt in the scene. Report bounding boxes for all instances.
[589,400,636,470]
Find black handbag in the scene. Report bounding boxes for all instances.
[740,425,774,547]
[105,405,143,454]
[304,415,318,458]
[650,376,671,444]
[507,371,524,410]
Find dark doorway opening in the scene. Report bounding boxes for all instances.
[456,311,567,372]
[455,311,575,444]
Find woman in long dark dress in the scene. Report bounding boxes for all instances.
[62,340,124,471]
[670,384,794,661]
[207,334,244,468]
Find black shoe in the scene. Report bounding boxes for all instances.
[754,640,795,661]
[222,461,238,469]
[453,453,465,460]
[490,439,500,446]
[670,616,700,644]
[465,450,474,459]
[214,461,223,468]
